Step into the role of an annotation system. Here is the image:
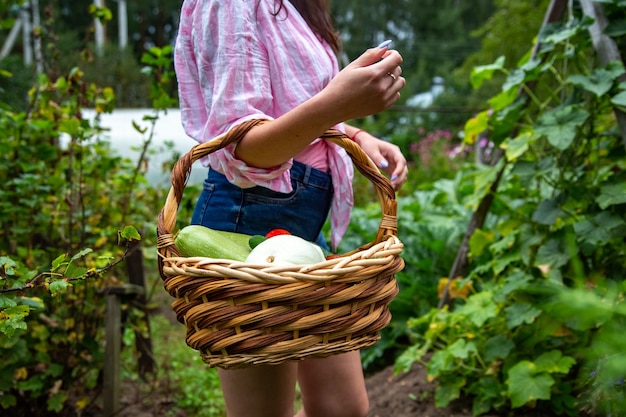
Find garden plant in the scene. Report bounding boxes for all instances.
[394,1,626,416]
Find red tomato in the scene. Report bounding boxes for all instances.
[265,229,291,238]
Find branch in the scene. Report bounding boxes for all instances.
[0,242,139,295]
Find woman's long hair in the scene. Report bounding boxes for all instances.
[273,0,341,54]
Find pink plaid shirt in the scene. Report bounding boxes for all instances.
[174,0,354,249]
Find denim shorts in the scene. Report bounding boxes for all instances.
[191,161,333,249]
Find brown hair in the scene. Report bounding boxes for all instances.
[272,0,341,54]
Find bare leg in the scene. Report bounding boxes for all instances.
[218,362,298,417]
[295,351,369,417]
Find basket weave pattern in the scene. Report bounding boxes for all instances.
[157,119,404,368]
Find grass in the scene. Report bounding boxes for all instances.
[121,300,226,417]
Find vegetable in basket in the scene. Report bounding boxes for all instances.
[245,234,326,265]
[174,225,252,261]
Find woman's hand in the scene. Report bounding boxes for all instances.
[320,46,406,122]
[352,130,408,191]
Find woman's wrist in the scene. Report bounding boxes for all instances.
[350,129,366,141]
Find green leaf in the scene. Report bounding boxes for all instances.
[596,182,626,209]
[17,297,45,310]
[502,58,542,92]
[0,305,29,337]
[64,263,88,279]
[0,295,18,309]
[484,334,514,362]
[469,229,493,257]
[0,256,18,275]
[488,233,516,256]
[492,100,525,144]
[120,225,141,241]
[71,248,93,261]
[534,350,576,374]
[532,198,565,225]
[51,254,68,270]
[612,90,626,107]
[470,163,502,210]
[502,132,538,161]
[394,343,429,374]
[472,377,503,415]
[543,25,583,45]
[574,212,625,245]
[49,280,71,296]
[427,350,454,378]
[604,19,626,37]
[59,118,81,136]
[488,85,518,111]
[447,339,477,360]
[0,393,16,408]
[434,377,465,408]
[508,361,554,408]
[497,269,534,300]
[47,391,67,412]
[536,239,571,269]
[471,56,506,89]
[567,63,624,97]
[505,303,542,329]
[544,288,615,330]
[535,105,589,150]
[458,292,499,327]
[492,252,522,276]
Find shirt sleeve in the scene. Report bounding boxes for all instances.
[175,0,292,190]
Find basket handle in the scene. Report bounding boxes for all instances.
[157,119,398,259]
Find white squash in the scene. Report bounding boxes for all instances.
[244,234,326,265]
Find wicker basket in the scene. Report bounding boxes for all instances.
[157,119,404,369]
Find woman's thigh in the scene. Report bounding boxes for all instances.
[218,363,298,417]
[296,351,369,417]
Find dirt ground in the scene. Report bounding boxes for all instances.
[365,362,477,417]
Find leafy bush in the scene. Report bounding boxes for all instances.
[396,3,626,416]
[0,37,178,415]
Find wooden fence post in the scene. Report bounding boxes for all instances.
[102,284,145,417]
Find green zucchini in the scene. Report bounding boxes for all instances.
[174,225,252,261]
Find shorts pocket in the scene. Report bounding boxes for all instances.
[191,180,216,226]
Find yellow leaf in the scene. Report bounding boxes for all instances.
[551,326,572,337]
[65,317,75,329]
[94,236,108,248]
[76,396,91,410]
[14,367,28,381]
[438,277,473,299]
[464,110,490,145]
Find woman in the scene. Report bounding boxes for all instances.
[174,1,408,416]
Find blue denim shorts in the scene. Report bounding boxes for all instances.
[191,161,333,249]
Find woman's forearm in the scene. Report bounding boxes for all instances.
[234,47,405,168]
[233,92,346,168]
